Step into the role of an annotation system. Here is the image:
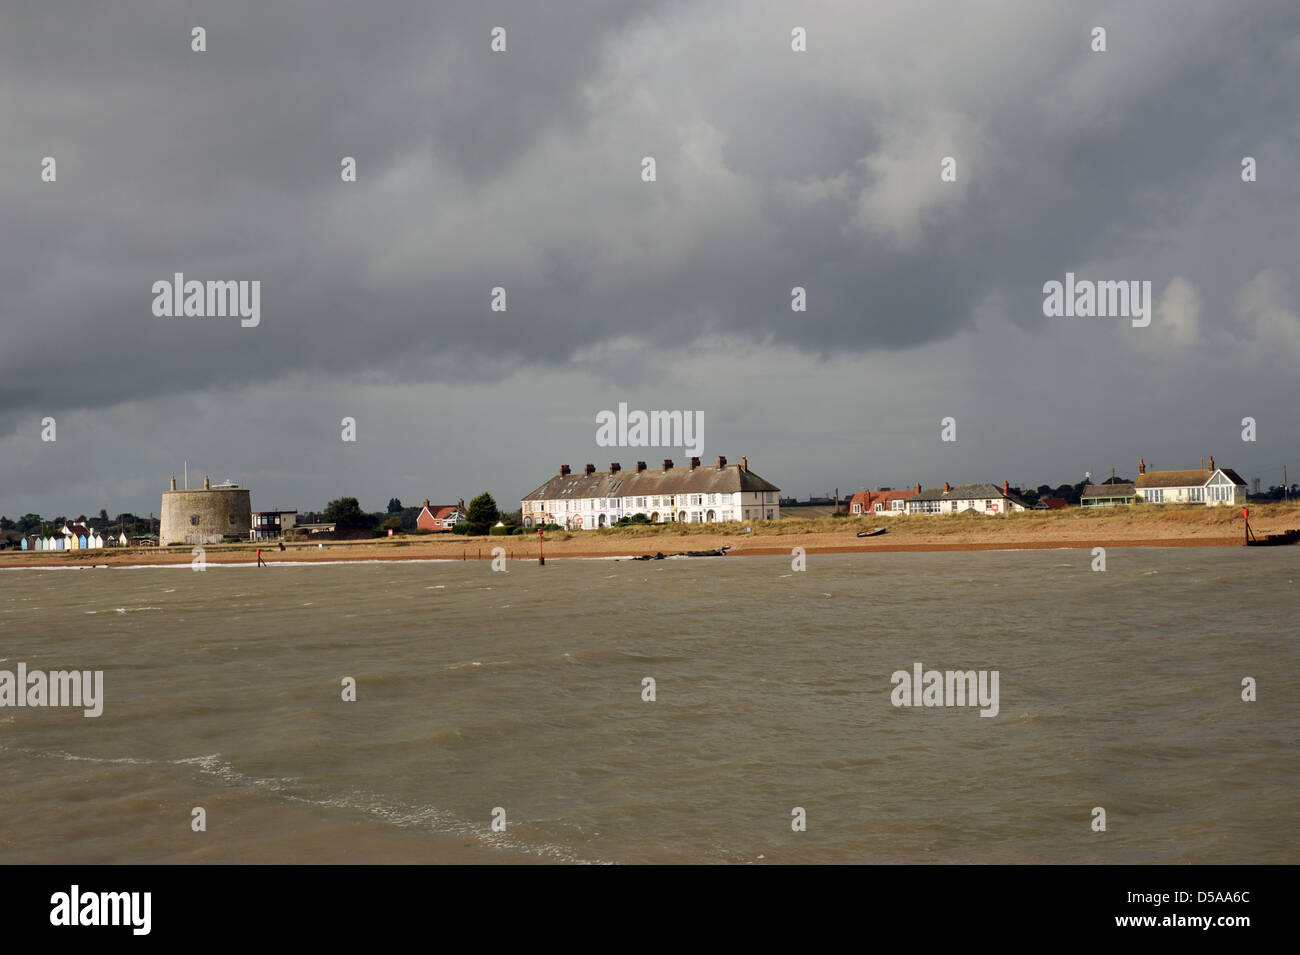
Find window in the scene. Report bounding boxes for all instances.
[1189,486,1204,502]
[190,515,199,525]
[1148,489,1163,503]
[229,515,236,525]
[765,492,775,503]
[892,500,904,512]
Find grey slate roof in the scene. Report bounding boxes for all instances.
[1082,483,1136,497]
[523,463,779,501]
[911,482,1022,503]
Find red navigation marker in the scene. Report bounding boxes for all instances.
[1243,507,1250,519]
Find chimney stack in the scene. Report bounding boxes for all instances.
[943,481,950,493]
[204,475,211,490]
[423,499,430,508]
[663,459,673,471]
[1003,480,1009,496]
[1208,455,1215,472]
[610,462,621,473]
[636,461,646,472]
[585,463,596,475]
[716,455,727,469]
[560,464,571,476]
[1139,457,1145,475]
[170,475,177,491]
[689,456,700,470]
[915,483,921,494]
[740,456,748,472]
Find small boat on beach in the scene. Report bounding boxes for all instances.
[856,527,887,538]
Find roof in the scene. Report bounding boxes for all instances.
[911,482,1024,503]
[1137,468,1246,489]
[524,462,779,501]
[426,505,460,519]
[1081,483,1135,497]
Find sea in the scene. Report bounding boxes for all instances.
[1,548,1296,864]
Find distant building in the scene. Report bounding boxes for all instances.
[848,488,918,516]
[294,522,337,535]
[416,499,465,532]
[904,481,1031,515]
[252,510,297,541]
[1133,457,1247,506]
[522,456,780,529]
[1080,483,1136,507]
[160,474,252,545]
[1041,496,1071,510]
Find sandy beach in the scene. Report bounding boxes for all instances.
[4,503,1296,568]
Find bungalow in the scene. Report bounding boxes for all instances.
[904,481,1031,516]
[848,488,918,517]
[1080,482,1136,507]
[1134,457,1247,506]
[416,499,465,532]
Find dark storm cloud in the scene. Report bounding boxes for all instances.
[1,0,1298,514]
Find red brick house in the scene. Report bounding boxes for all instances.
[416,499,465,532]
[848,488,919,517]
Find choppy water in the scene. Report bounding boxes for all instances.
[1,549,1296,863]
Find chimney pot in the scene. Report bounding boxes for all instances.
[943,482,950,493]
[740,456,748,472]
[204,475,211,490]
[1208,455,1215,471]
[560,464,570,475]
[915,483,921,494]
[585,463,595,475]
[636,461,646,472]
[717,455,726,469]
[610,462,620,473]
[663,459,673,471]
[1139,457,1145,475]
[690,456,700,470]
[1003,480,1009,496]
[170,475,177,491]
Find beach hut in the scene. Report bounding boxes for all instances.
[91,533,103,549]
[79,534,88,549]
[20,537,28,550]
[49,537,60,550]
[117,532,128,547]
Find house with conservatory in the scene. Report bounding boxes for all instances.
[1133,457,1247,506]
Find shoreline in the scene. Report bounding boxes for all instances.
[0,535,1264,570]
[5,505,1294,569]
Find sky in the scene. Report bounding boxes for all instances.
[2,0,1298,518]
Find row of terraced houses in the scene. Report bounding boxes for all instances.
[521,453,1248,531]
